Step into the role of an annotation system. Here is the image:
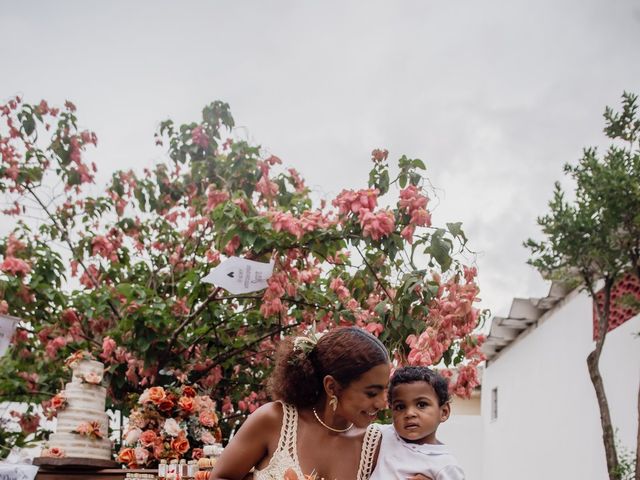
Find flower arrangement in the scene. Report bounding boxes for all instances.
[71,421,103,439]
[117,385,222,468]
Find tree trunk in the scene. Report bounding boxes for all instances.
[587,351,619,479]
[586,277,619,480]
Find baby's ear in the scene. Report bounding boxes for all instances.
[439,401,451,422]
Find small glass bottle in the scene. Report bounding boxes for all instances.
[179,459,189,479]
[158,459,168,480]
[168,459,179,480]
[187,460,197,479]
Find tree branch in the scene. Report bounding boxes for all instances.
[23,184,122,322]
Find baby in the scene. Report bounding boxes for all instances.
[370,366,465,480]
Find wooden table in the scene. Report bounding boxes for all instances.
[35,468,157,479]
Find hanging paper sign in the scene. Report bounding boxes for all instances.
[201,256,274,294]
[0,314,19,357]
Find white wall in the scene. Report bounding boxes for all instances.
[481,290,640,480]
[439,413,483,480]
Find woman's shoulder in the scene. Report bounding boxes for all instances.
[246,401,287,430]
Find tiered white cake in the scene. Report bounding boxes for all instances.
[48,359,112,460]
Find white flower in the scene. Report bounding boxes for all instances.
[138,390,150,404]
[134,446,149,464]
[162,418,181,437]
[124,427,142,446]
[200,431,216,445]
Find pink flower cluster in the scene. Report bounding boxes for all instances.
[191,126,209,148]
[260,271,294,317]
[360,209,395,241]
[406,327,448,366]
[332,188,396,241]
[398,185,431,243]
[405,267,484,398]
[268,209,333,240]
[91,228,123,262]
[255,156,282,202]
[10,410,40,434]
[0,256,31,277]
[449,363,482,398]
[371,148,389,163]
[206,186,230,211]
[333,188,379,216]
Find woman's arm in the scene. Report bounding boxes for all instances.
[209,402,283,480]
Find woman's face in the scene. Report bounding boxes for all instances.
[336,363,390,428]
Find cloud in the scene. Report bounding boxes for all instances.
[1,0,639,316]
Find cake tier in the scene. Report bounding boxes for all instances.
[48,432,112,460]
[71,359,105,384]
[55,410,109,437]
[63,382,106,411]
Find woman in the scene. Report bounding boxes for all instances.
[210,326,391,480]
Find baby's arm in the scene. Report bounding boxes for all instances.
[434,465,465,480]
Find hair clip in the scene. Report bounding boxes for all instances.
[292,324,324,358]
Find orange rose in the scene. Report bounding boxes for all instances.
[171,433,190,455]
[191,448,203,460]
[117,447,138,468]
[148,386,166,404]
[178,396,195,414]
[139,430,157,447]
[181,386,196,397]
[195,472,211,480]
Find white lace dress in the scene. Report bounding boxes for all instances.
[254,402,381,480]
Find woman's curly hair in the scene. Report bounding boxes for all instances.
[267,326,389,408]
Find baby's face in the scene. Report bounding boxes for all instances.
[390,381,450,445]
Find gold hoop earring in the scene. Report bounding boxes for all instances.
[329,395,338,412]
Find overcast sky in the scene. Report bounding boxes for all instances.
[1,0,639,317]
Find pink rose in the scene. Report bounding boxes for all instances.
[199,411,218,428]
[83,371,102,384]
[191,448,204,460]
[42,447,65,458]
[139,430,157,447]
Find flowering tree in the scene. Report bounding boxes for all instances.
[0,96,485,459]
[526,92,640,480]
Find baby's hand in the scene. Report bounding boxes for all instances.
[407,475,433,480]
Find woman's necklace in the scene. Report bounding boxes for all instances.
[312,408,354,433]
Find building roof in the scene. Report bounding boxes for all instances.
[482,281,573,362]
